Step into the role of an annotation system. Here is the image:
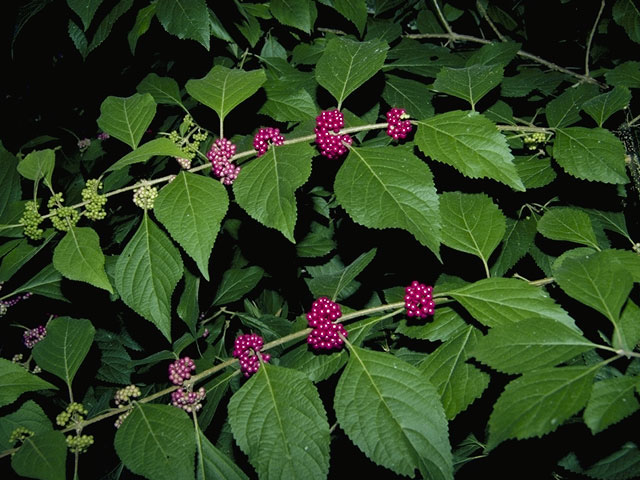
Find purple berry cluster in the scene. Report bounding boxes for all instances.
[171,387,206,413]
[233,333,271,377]
[386,108,412,140]
[1,292,32,317]
[207,138,240,185]
[23,325,46,348]
[168,357,196,385]
[404,281,435,318]
[253,127,285,156]
[306,297,348,350]
[314,110,352,159]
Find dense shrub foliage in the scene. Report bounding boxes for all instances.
[2,1,640,478]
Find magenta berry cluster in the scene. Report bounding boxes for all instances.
[314,110,352,159]
[207,138,240,185]
[404,281,435,318]
[233,333,271,377]
[168,356,196,385]
[386,107,412,140]
[1,292,32,316]
[306,297,348,350]
[23,325,46,348]
[253,127,285,156]
[171,387,206,413]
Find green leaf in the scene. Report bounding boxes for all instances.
[296,223,335,258]
[185,66,266,124]
[18,149,55,187]
[553,127,628,184]
[114,212,184,340]
[472,318,596,374]
[177,269,200,337]
[433,65,504,109]
[260,81,317,122]
[439,191,505,269]
[66,0,103,30]
[537,207,599,249]
[97,93,157,149]
[490,216,537,277]
[545,83,599,128]
[613,0,640,43]
[233,142,312,242]
[582,87,631,127]
[87,0,134,54]
[156,0,210,50]
[155,172,228,280]
[0,142,22,219]
[0,358,57,408]
[68,19,88,59]
[331,0,367,34]
[137,73,184,107]
[106,138,185,173]
[196,427,248,480]
[616,300,640,352]
[0,230,56,283]
[315,37,389,108]
[212,266,264,306]
[382,74,434,120]
[554,251,632,324]
[415,110,524,191]
[128,2,156,55]
[11,430,66,480]
[418,327,490,419]
[11,264,66,302]
[114,404,196,480]
[445,277,575,329]
[95,329,133,384]
[335,346,452,479]
[0,400,52,451]
[334,146,441,258]
[52,226,113,293]
[397,306,469,343]
[583,442,640,479]
[228,364,330,479]
[385,39,461,78]
[513,155,556,189]
[466,41,521,67]
[583,208,632,243]
[487,366,599,450]
[605,61,640,88]
[305,248,376,301]
[501,68,566,97]
[584,376,640,434]
[32,316,95,388]
[270,0,316,34]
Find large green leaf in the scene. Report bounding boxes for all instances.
[11,430,66,480]
[490,216,537,277]
[582,87,631,127]
[106,138,185,173]
[553,127,628,184]
[433,65,504,109]
[0,358,57,408]
[66,0,103,30]
[233,142,313,242]
[444,277,575,329]
[465,41,521,67]
[335,346,452,479]
[196,426,248,480]
[554,251,632,324]
[127,2,156,54]
[332,0,367,34]
[115,404,195,480]
[583,376,640,434]
[537,207,599,249]
[155,0,209,49]
[177,269,200,337]
[114,212,184,340]
[0,230,56,282]
[11,264,66,302]
[613,0,640,43]
[95,329,133,384]
[270,0,316,33]
[415,110,524,191]
[418,327,490,419]
[154,172,228,280]
[382,74,434,120]
[137,73,184,107]
[334,146,441,258]
[616,300,640,352]
[0,143,22,219]
[32,316,95,388]
[52,226,113,293]
[472,318,597,374]
[545,83,599,128]
[396,306,469,343]
[18,149,55,187]
[439,191,505,269]
[315,37,389,108]
[212,266,264,306]
[487,366,599,450]
[513,155,556,189]
[86,0,134,54]
[97,93,156,149]
[605,61,640,88]
[228,364,330,479]
[185,66,266,124]
[0,400,52,451]
[260,81,317,122]
[305,248,376,301]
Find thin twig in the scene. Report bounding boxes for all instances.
[476,0,506,42]
[585,0,606,77]
[431,0,455,37]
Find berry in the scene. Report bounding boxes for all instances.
[9,427,34,445]
[314,110,352,159]
[56,402,88,427]
[114,384,141,406]
[232,333,271,377]
[171,387,206,413]
[81,179,107,220]
[97,132,110,140]
[253,127,285,156]
[168,357,196,385]
[404,281,435,318]
[132,183,158,210]
[176,157,192,169]
[523,132,546,150]
[66,434,94,453]
[23,325,47,348]
[386,108,412,140]
[20,201,44,240]
[306,297,347,350]
[207,138,240,185]
[48,193,80,231]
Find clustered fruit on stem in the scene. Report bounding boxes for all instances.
[404,281,435,318]
[306,297,348,350]
[23,324,46,348]
[314,109,352,159]
[253,127,285,156]
[233,333,271,377]
[386,108,413,140]
[167,357,207,412]
[208,138,240,185]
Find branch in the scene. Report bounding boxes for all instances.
[431,0,454,37]
[585,0,606,77]
[476,0,506,42]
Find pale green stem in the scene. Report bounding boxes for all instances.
[585,0,606,77]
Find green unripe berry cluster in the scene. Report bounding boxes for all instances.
[133,184,158,210]
[20,201,44,240]
[66,434,94,454]
[81,179,107,220]
[523,132,547,150]
[114,384,141,406]
[56,402,88,427]
[169,114,209,161]
[48,193,80,231]
[9,427,34,445]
